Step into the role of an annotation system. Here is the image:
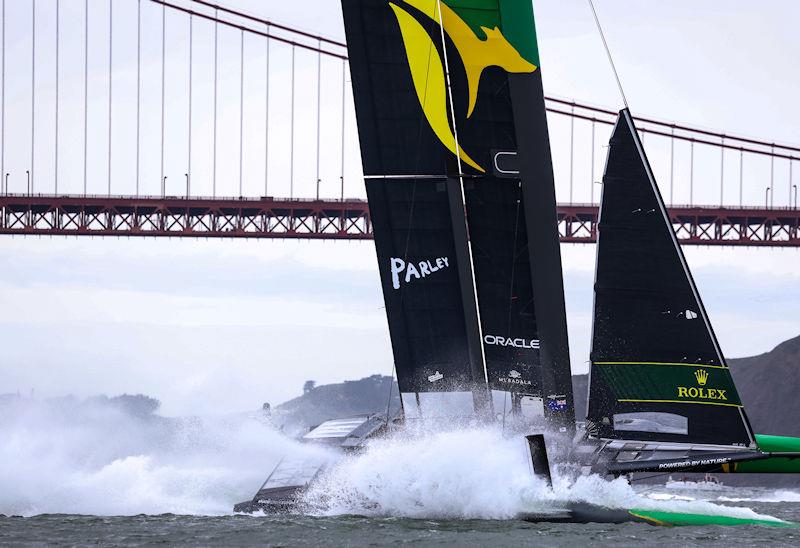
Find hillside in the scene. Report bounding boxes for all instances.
[729,334,800,437]
[276,374,401,432]
[277,336,800,439]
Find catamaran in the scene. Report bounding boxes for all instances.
[235,0,800,525]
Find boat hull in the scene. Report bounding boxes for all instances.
[519,503,795,527]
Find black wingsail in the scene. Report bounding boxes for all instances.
[342,0,573,428]
[587,109,755,447]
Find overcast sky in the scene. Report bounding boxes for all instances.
[0,0,798,416]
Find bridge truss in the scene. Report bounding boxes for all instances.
[2,195,798,246]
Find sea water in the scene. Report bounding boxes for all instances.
[1,397,798,546]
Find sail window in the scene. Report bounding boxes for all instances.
[613,412,688,435]
[401,391,475,419]
[684,309,698,320]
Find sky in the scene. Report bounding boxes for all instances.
[0,0,798,416]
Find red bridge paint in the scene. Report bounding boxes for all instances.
[1,194,799,246]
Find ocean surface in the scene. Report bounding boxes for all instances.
[2,500,800,548]
[2,397,800,546]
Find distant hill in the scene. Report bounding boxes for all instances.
[277,336,800,440]
[729,334,800,437]
[276,374,401,432]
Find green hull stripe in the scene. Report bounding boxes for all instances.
[618,398,743,408]
[628,509,795,528]
[596,361,728,370]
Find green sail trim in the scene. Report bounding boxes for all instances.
[594,362,742,406]
[441,0,540,66]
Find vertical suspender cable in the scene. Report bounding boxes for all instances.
[770,145,774,207]
[669,126,674,205]
[689,140,694,206]
[83,0,88,195]
[790,159,794,209]
[739,149,743,208]
[54,0,59,194]
[315,40,321,200]
[107,0,112,195]
[590,120,595,204]
[160,3,166,196]
[719,137,724,206]
[264,25,269,196]
[0,0,3,194]
[340,59,345,200]
[289,45,295,199]
[568,103,574,203]
[212,8,217,197]
[30,0,35,194]
[135,0,141,196]
[239,29,244,196]
[188,14,192,196]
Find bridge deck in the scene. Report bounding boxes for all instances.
[1,195,799,246]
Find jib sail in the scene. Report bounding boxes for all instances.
[341,0,573,428]
[587,109,754,447]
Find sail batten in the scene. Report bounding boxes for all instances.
[588,109,754,447]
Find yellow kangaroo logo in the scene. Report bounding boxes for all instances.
[388,0,537,172]
[404,0,536,117]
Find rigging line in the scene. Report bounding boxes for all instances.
[239,29,244,196]
[83,0,88,195]
[136,0,141,196]
[54,0,59,194]
[587,0,629,110]
[212,7,217,197]
[108,0,113,196]
[398,12,439,320]
[160,1,166,197]
[435,0,489,387]
[384,362,397,424]
[30,0,35,194]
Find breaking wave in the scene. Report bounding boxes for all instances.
[302,425,782,523]
[0,398,785,522]
[0,396,330,516]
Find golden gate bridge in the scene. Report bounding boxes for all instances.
[0,0,798,245]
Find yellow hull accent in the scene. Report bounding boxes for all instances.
[388,3,484,173]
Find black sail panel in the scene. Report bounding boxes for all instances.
[342,0,574,426]
[435,0,574,429]
[342,0,488,417]
[587,110,754,447]
[464,179,541,396]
